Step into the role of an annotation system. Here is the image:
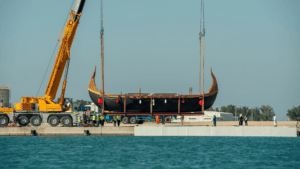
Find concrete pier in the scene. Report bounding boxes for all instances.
[0,122,299,137]
[0,127,134,136]
[135,126,298,137]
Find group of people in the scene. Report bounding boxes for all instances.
[238,114,248,126]
[77,114,121,127]
[92,114,106,127]
[238,114,278,127]
[113,115,121,127]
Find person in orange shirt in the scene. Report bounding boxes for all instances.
[156,116,160,124]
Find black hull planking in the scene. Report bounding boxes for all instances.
[89,90,218,113]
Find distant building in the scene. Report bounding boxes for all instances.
[0,85,10,108]
[172,111,234,122]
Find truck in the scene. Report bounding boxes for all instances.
[103,115,173,124]
[0,0,86,127]
[102,115,152,124]
[121,115,173,124]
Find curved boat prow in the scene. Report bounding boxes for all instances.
[207,67,218,95]
[88,66,101,95]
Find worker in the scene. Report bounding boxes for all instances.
[156,116,160,124]
[100,115,105,127]
[239,114,243,126]
[113,116,117,127]
[213,115,216,126]
[273,114,277,127]
[117,115,121,127]
[96,115,100,127]
[92,115,96,126]
[78,115,82,127]
[71,111,76,127]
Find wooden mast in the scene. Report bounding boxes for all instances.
[100,0,104,114]
[201,0,205,113]
[199,0,203,95]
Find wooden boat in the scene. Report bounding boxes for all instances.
[87,1,216,116]
[88,67,218,116]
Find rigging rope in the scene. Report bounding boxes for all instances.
[203,0,205,30]
[101,0,103,31]
[200,0,202,32]
[36,0,75,97]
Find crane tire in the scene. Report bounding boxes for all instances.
[165,117,171,123]
[48,116,60,127]
[18,116,29,127]
[61,116,72,127]
[130,117,136,124]
[30,116,42,127]
[122,117,129,124]
[0,116,9,127]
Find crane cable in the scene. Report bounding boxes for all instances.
[36,0,75,97]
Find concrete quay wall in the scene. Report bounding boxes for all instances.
[135,126,298,137]
[162,121,298,127]
[0,127,134,136]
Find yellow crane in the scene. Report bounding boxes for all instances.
[0,0,86,127]
[16,0,85,112]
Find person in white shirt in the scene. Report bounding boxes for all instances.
[273,115,277,127]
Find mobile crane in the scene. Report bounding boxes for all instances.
[0,0,86,127]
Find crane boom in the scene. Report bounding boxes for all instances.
[16,0,86,112]
[46,0,85,100]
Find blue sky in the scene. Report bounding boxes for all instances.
[0,0,299,120]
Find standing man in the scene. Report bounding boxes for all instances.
[100,115,105,127]
[96,115,100,127]
[78,115,82,127]
[117,115,121,127]
[239,114,243,126]
[273,114,277,127]
[71,111,76,127]
[244,116,248,126]
[113,116,117,127]
[213,115,216,126]
[156,116,160,124]
[92,114,96,126]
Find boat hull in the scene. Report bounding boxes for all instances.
[88,66,218,115]
[89,90,217,113]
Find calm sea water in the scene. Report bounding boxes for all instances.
[1,136,299,168]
